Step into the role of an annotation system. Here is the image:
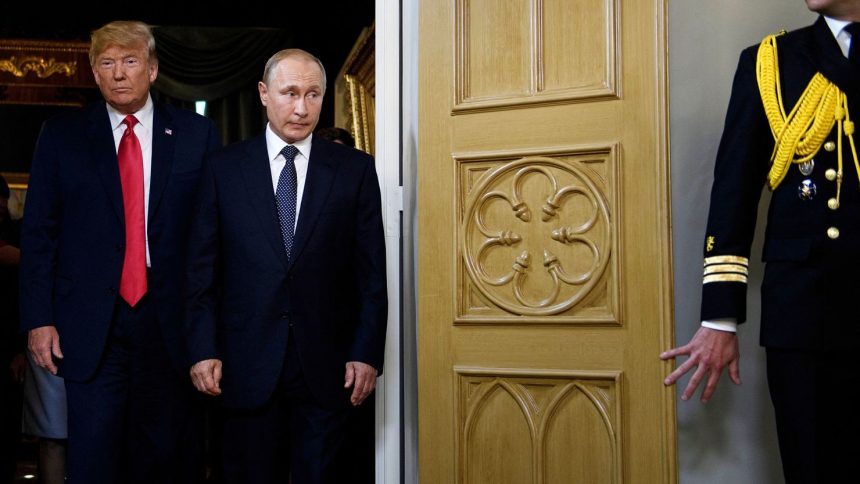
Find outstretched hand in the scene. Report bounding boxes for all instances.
[660,327,741,403]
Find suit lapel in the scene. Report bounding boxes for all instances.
[89,102,125,224]
[288,137,337,272]
[802,17,860,95]
[148,102,176,224]
[241,136,290,269]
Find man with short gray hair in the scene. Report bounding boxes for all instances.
[185,48,387,483]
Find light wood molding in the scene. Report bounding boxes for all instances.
[455,145,620,323]
[455,367,622,483]
[453,0,619,113]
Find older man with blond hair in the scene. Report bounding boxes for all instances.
[21,20,220,484]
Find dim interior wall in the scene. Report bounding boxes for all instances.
[669,1,816,482]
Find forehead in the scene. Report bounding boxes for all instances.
[271,57,322,85]
[96,43,148,59]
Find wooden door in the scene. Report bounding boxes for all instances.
[417,0,676,482]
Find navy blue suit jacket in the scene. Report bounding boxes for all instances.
[184,134,388,410]
[700,17,860,349]
[20,100,221,381]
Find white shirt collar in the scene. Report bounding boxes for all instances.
[823,16,854,58]
[824,16,852,39]
[265,124,312,162]
[105,95,154,132]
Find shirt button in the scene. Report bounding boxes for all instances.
[827,198,840,210]
[825,168,837,181]
[824,141,836,152]
[827,227,840,239]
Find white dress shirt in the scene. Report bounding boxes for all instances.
[106,95,154,267]
[265,124,312,231]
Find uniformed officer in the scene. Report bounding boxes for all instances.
[661,1,860,482]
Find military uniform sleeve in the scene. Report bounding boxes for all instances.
[700,47,773,324]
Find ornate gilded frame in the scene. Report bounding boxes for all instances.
[334,25,375,155]
[0,39,97,193]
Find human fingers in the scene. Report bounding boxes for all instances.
[344,363,356,389]
[681,365,708,402]
[728,357,742,385]
[663,355,697,386]
[659,344,691,361]
[700,367,724,403]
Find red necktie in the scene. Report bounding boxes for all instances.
[118,115,147,306]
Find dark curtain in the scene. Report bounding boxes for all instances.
[151,27,291,144]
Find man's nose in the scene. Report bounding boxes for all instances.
[112,64,125,80]
[293,97,307,116]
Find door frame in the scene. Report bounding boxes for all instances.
[374,0,420,483]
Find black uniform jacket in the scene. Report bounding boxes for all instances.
[701,16,860,349]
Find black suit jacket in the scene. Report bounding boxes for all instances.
[19,100,221,380]
[184,134,387,410]
[700,16,860,349]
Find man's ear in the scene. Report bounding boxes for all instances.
[258,81,269,106]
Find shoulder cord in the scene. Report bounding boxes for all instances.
[756,33,858,206]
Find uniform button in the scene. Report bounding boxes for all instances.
[827,227,840,239]
[825,168,837,181]
[824,141,836,152]
[828,198,839,210]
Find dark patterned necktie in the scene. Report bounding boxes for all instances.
[848,23,859,64]
[275,145,299,259]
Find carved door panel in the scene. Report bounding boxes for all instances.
[418,1,676,482]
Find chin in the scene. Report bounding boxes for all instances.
[288,131,311,142]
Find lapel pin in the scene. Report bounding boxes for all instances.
[164,128,173,135]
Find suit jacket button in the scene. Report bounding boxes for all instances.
[107,287,116,295]
[280,313,289,320]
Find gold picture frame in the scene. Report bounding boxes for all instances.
[0,39,98,192]
[334,25,375,155]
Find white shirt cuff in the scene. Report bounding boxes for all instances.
[701,318,738,333]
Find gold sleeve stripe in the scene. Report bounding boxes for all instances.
[704,255,749,266]
[703,274,748,284]
[704,264,749,276]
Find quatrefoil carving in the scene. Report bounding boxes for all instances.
[462,157,611,316]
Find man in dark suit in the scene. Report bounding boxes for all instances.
[661,1,859,482]
[185,48,387,483]
[20,21,220,484]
